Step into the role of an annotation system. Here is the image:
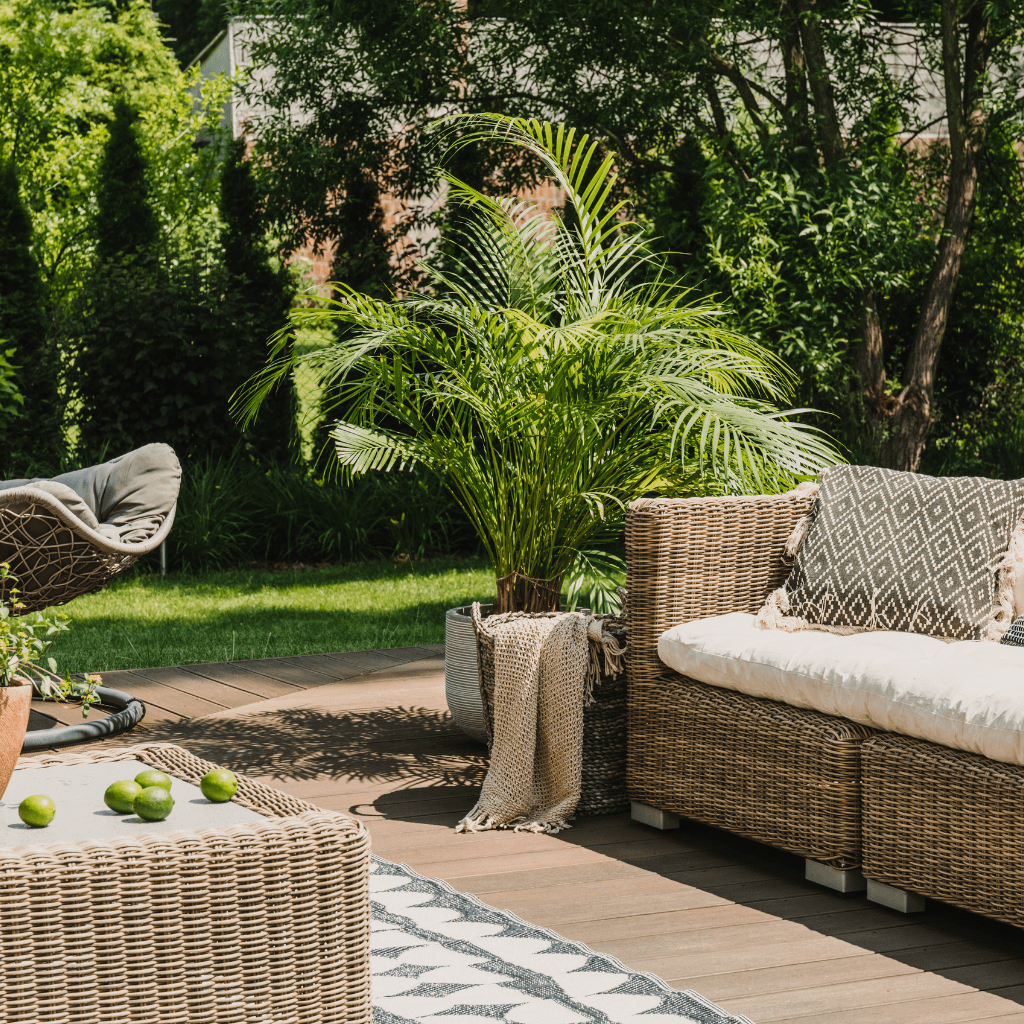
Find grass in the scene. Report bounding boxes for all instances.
[48,557,494,676]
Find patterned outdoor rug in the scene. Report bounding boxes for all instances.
[370,857,753,1024]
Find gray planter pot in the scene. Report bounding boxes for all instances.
[444,604,490,744]
[444,602,588,745]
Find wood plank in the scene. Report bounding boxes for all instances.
[532,903,780,942]
[494,887,733,922]
[226,658,341,687]
[725,971,976,1021]
[177,661,304,698]
[98,672,222,719]
[635,935,869,980]
[674,953,922,1000]
[944,962,1024,990]
[765,990,1023,1024]
[577,918,840,961]
[130,666,265,709]
[837,923,971,954]
[899,943,1024,972]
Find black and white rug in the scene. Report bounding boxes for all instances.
[370,857,753,1024]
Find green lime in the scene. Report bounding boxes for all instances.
[133,786,174,822]
[200,769,238,803]
[134,770,172,792]
[105,780,143,814]
[19,794,56,828]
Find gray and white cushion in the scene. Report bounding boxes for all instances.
[758,465,1024,642]
[1000,614,1024,647]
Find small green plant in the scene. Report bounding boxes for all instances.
[0,563,102,718]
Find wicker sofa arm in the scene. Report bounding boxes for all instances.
[625,493,815,684]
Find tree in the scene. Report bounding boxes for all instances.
[0,0,225,294]
[0,159,59,468]
[94,101,159,265]
[75,103,256,463]
[219,137,297,463]
[233,0,1024,471]
[152,0,227,67]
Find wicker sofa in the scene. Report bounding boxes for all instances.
[625,493,1024,927]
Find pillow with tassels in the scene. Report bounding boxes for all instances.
[756,465,1024,642]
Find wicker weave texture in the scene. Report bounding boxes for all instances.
[1,743,371,1024]
[624,494,813,685]
[863,733,1024,927]
[629,674,874,867]
[0,491,177,612]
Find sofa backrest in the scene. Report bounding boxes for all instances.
[625,493,814,684]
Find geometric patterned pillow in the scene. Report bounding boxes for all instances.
[756,465,1024,642]
[1000,615,1024,646]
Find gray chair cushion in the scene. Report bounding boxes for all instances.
[1,444,181,544]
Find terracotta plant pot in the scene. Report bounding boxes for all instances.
[0,677,33,800]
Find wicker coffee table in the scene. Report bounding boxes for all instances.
[0,743,371,1024]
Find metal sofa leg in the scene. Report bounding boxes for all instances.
[630,801,680,830]
[866,878,926,913]
[805,859,867,893]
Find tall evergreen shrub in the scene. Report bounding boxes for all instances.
[75,103,270,464]
[219,138,297,463]
[313,170,393,473]
[0,159,62,470]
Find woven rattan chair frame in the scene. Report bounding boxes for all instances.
[625,493,876,867]
[863,733,1024,928]
[0,742,371,1024]
[0,488,176,613]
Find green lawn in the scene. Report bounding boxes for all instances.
[48,558,494,676]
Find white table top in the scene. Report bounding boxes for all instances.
[0,760,266,848]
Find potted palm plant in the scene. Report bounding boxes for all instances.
[235,115,840,737]
[0,563,102,797]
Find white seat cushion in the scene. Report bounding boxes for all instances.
[658,613,1024,766]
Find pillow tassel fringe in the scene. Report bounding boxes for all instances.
[987,516,1024,642]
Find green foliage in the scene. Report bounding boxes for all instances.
[920,132,1024,478]
[0,160,39,449]
[94,99,159,264]
[74,121,293,464]
[219,138,298,463]
[72,249,289,463]
[238,116,841,608]
[165,452,477,572]
[234,0,1024,467]
[152,0,227,67]
[0,0,226,299]
[0,562,101,717]
[695,141,930,406]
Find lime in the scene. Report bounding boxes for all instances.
[134,770,172,792]
[134,786,174,822]
[105,780,143,814]
[200,769,238,803]
[19,794,56,828]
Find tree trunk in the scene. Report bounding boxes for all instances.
[796,0,843,168]
[856,287,888,424]
[494,571,564,614]
[780,0,810,144]
[879,1,990,471]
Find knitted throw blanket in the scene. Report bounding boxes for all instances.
[456,606,625,835]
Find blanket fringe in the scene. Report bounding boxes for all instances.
[456,807,571,835]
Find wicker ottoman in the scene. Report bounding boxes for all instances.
[863,732,1024,927]
[629,673,875,870]
[0,743,371,1024]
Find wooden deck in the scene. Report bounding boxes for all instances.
[34,647,1024,1024]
